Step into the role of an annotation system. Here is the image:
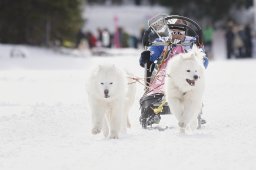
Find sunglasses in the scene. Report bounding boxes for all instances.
[170,31,185,35]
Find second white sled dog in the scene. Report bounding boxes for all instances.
[87,64,136,139]
[165,45,206,133]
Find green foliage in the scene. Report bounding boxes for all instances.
[0,0,83,45]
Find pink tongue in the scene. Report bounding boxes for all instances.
[186,79,195,86]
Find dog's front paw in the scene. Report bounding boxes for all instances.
[109,131,119,139]
[179,127,186,134]
[110,135,119,139]
[178,122,186,134]
[178,122,185,128]
[91,127,101,135]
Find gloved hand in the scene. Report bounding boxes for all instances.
[142,27,158,47]
[142,28,152,47]
[139,50,151,67]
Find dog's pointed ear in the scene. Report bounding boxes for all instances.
[192,44,205,59]
[191,44,198,52]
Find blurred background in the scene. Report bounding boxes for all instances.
[0,0,255,59]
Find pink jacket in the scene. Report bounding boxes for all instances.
[147,45,185,95]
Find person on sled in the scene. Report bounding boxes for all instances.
[139,15,209,129]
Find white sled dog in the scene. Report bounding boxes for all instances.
[165,45,206,133]
[87,64,136,139]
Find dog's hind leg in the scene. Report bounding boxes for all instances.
[124,76,137,129]
[127,116,131,128]
[190,117,199,130]
[121,102,132,133]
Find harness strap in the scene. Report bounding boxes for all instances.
[152,99,167,114]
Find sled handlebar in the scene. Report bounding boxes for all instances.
[147,40,194,47]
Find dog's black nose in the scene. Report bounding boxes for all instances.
[193,75,199,80]
[104,89,109,97]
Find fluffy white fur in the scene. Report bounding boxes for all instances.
[164,45,206,133]
[87,64,136,139]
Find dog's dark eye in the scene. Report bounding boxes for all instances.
[109,82,113,85]
[186,70,190,72]
[100,82,104,85]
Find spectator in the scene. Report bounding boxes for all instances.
[97,28,103,46]
[225,22,235,59]
[203,24,214,59]
[87,31,97,49]
[75,29,86,48]
[244,25,253,58]
[102,28,111,48]
[128,35,138,49]
[118,27,129,48]
[233,25,244,58]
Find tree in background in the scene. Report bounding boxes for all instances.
[0,0,83,46]
[158,0,244,21]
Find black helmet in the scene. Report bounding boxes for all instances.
[167,18,187,31]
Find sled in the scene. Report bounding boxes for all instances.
[139,14,205,128]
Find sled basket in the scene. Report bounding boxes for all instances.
[140,93,171,115]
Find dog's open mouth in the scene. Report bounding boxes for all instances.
[186,79,195,86]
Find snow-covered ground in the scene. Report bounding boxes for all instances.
[0,44,256,170]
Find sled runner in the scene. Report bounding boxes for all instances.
[139,14,206,129]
